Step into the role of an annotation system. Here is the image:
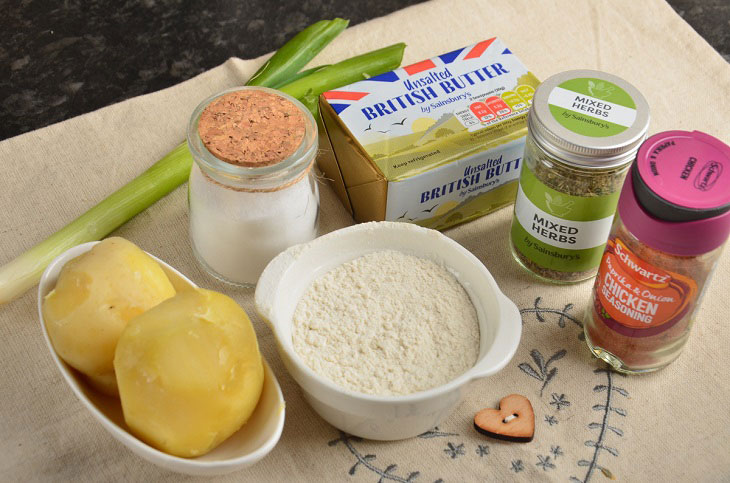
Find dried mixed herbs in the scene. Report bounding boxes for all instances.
[510,138,630,283]
[524,140,628,198]
[509,70,650,284]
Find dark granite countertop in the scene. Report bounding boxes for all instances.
[2,0,728,141]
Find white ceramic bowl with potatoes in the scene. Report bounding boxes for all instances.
[38,242,285,475]
[255,221,521,440]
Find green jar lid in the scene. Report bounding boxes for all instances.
[529,69,650,169]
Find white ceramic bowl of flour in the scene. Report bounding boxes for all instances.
[255,222,521,440]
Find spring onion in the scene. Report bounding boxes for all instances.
[278,43,406,101]
[279,43,406,117]
[0,27,406,305]
[0,144,193,304]
[247,18,348,88]
[270,65,330,90]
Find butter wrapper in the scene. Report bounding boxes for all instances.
[318,37,539,230]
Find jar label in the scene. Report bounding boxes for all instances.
[548,78,637,138]
[593,237,698,337]
[511,165,619,272]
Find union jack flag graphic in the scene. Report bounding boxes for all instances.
[323,38,513,115]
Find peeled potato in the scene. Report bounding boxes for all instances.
[42,237,176,396]
[114,288,264,458]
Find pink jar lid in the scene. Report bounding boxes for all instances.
[619,130,730,255]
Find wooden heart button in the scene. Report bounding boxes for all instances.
[474,394,534,442]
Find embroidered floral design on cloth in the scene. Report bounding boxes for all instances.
[536,455,556,471]
[443,443,465,459]
[550,393,572,411]
[520,297,584,334]
[328,432,423,482]
[518,348,567,396]
[571,369,629,482]
[325,298,630,481]
[418,427,458,439]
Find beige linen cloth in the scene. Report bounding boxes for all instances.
[2,0,729,480]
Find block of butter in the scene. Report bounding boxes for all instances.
[318,37,539,230]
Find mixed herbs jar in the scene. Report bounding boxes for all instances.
[510,70,650,283]
[585,131,730,373]
[187,87,320,287]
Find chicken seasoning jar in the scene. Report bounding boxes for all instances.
[187,87,319,287]
[510,70,650,283]
[585,131,730,373]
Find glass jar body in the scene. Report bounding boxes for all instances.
[510,134,631,283]
[188,163,319,287]
[186,86,320,287]
[583,214,723,373]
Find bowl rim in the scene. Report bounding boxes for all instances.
[38,240,285,473]
[256,221,522,404]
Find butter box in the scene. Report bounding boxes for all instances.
[318,37,540,230]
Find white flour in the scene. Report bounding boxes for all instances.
[292,250,480,396]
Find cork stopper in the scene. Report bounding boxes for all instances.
[198,90,306,167]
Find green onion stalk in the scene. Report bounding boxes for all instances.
[247,18,347,88]
[282,43,406,117]
[0,18,405,305]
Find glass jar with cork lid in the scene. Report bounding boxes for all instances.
[510,70,650,283]
[186,86,319,287]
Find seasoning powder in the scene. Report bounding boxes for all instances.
[510,70,650,283]
[584,130,730,373]
[292,250,480,396]
[187,87,319,286]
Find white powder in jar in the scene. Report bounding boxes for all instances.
[292,250,480,396]
[187,88,319,287]
[188,164,318,285]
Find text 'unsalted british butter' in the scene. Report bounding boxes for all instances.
[319,37,539,230]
